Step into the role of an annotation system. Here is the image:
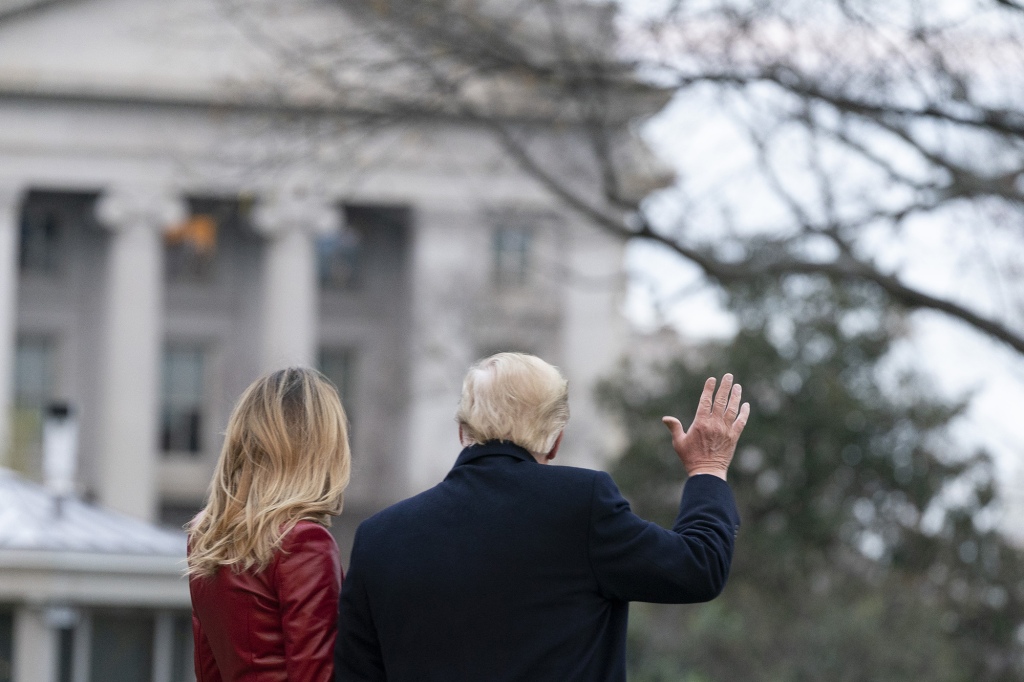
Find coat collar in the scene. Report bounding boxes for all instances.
[453,441,537,468]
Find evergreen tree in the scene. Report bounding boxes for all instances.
[601,279,1024,681]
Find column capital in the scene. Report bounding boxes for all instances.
[95,186,187,233]
[252,191,340,239]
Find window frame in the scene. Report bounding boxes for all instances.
[159,343,208,458]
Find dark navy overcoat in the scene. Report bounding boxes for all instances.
[335,441,740,682]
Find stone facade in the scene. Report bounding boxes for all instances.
[0,0,664,679]
[0,0,667,537]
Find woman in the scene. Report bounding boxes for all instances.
[187,367,351,682]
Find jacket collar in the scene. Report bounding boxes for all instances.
[453,441,537,468]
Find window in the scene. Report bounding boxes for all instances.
[57,625,74,682]
[318,347,354,411]
[169,613,195,682]
[18,191,96,276]
[316,226,362,290]
[0,610,11,682]
[19,208,62,273]
[160,346,205,455]
[164,198,247,283]
[90,611,154,682]
[159,502,204,530]
[165,214,217,281]
[19,202,63,274]
[492,225,533,288]
[11,337,55,476]
[42,610,193,682]
[476,345,536,360]
[14,337,54,408]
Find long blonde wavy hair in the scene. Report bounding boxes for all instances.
[187,367,351,578]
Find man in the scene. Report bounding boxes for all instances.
[335,353,749,681]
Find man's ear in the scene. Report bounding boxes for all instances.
[545,431,564,462]
[458,424,466,447]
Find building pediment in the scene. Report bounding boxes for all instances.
[0,0,670,122]
[0,0,346,107]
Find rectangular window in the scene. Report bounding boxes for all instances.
[316,227,361,290]
[170,613,194,682]
[318,347,354,411]
[90,611,154,682]
[161,345,205,455]
[0,610,12,682]
[164,198,247,283]
[17,191,96,276]
[14,337,54,408]
[19,201,64,274]
[493,225,533,288]
[57,626,74,682]
[165,214,217,281]
[11,337,55,477]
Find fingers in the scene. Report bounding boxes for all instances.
[712,373,734,416]
[697,377,716,416]
[730,402,751,438]
[662,416,685,440]
[724,382,742,420]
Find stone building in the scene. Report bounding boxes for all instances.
[0,0,667,679]
[0,468,190,682]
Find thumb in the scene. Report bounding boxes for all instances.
[662,416,685,439]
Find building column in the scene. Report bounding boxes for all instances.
[0,186,23,467]
[252,193,339,371]
[404,204,478,494]
[12,606,57,682]
[94,187,185,521]
[558,218,627,470]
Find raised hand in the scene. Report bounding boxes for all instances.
[661,374,750,480]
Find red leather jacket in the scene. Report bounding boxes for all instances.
[190,521,342,682]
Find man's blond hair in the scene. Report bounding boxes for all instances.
[456,353,569,455]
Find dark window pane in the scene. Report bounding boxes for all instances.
[316,226,361,290]
[159,503,203,531]
[90,611,154,682]
[171,613,194,682]
[161,346,205,455]
[493,225,532,288]
[19,207,62,273]
[17,191,96,276]
[57,627,74,682]
[0,610,12,682]
[165,214,217,281]
[318,348,354,411]
[164,198,246,283]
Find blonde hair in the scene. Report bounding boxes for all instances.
[455,353,569,454]
[187,367,351,578]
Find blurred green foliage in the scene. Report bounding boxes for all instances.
[601,279,1024,681]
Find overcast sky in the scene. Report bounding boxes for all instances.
[623,87,1024,536]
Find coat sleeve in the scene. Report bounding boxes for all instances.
[275,522,343,682]
[335,527,387,682]
[587,471,740,604]
[192,612,223,682]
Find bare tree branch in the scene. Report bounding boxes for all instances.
[225,0,1024,357]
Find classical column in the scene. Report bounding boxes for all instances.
[558,218,626,470]
[0,186,23,467]
[404,204,478,494]
[95,187,185,521]
[252,192,339,371]
[12,606,57,682]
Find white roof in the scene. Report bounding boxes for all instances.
[0,468,186,556]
